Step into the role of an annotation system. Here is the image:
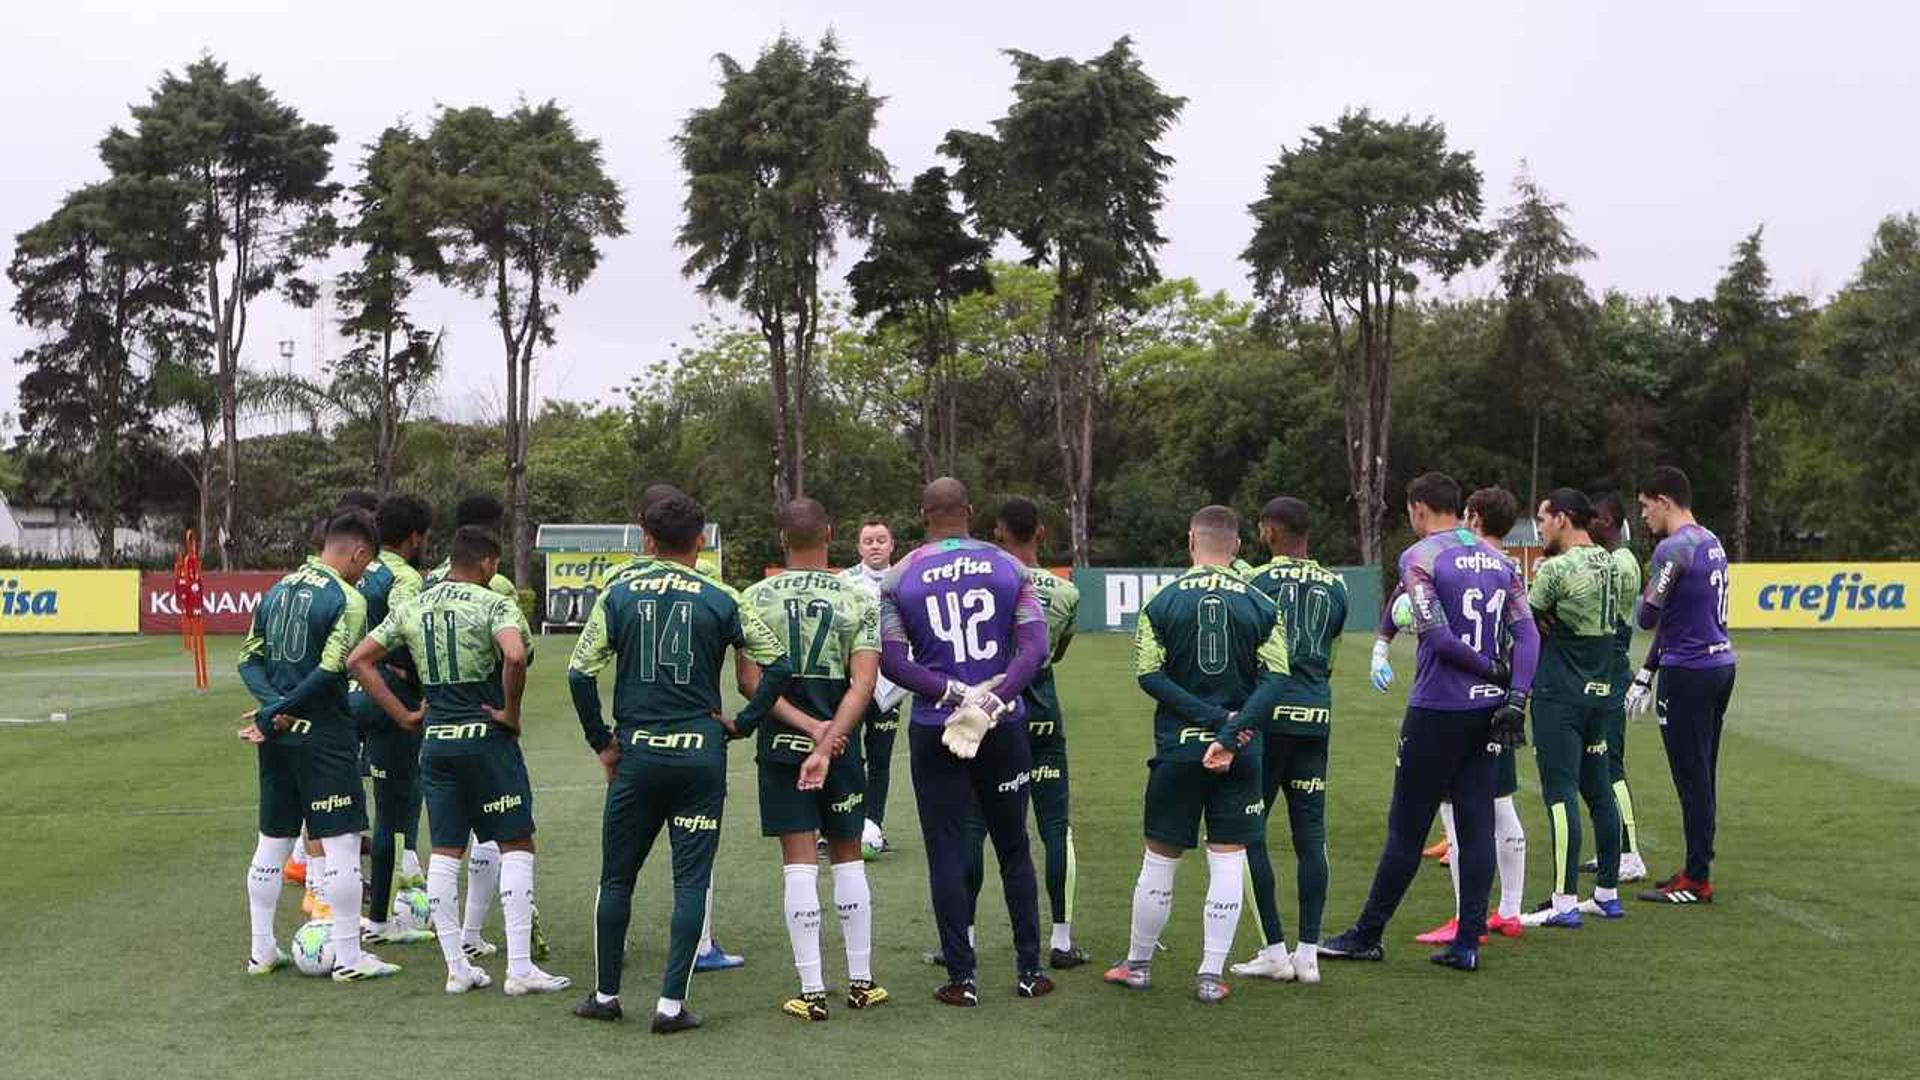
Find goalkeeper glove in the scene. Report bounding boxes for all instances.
[941,702,994,759]
[961,674,1012,722]
[1624,667,1655,716]
[1369,639,1394,693]
[937,679,971,709]
[1490,692,1528,750]
[1488,658,1512,686]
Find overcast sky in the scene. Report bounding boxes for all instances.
[2,0,1914,425]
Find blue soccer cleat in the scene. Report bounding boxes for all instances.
[1317,928,1384,962]
[694,942,746,971]
[1429,943,1480,972]
[1578,897,1627,920]
[1520,906,1585,929]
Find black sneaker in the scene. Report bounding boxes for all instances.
[1578,857,1600,874]
[651,1009,703,1035]
[1317,928,1384,962]
[1049,946,1090,970]
[1016,971,1055,998]
[573,993,623,1022]
[1429,943,1480,972]
[934,980,979,1007]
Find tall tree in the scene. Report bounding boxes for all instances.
[98,55,338,568]
[411,100,626,583]
[8,177,205,564]
[943,37,1186,565]
[1494,164,1594,511]
[1244,109,1493,567]
[1672,227,1812,560]
[847,167,993,479]
[676,31,890,505]
[335,125,441,493]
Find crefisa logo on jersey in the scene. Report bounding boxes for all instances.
[1756,571,1907,623]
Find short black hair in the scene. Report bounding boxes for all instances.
[1466,487,1518,539]
[1259,496,1311,536]
[377,493,433,546]
[449,524,502,569]
[638,483,684,523]
[1407,472,1463,515]
[1541,487,1594,529]
[336,489,380,514]
[777,497,831,548]
[1590,491,1627,525]
[643,493,706,555]
[996,497,1042,544]
[1639,466,1693,509]
[325,509,379,550]
[455,493,507,530]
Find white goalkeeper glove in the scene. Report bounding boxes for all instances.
[942,703,994,759]
[1369,639,1394,693]
[937,679,971,708]
[1624,667,1655,716]
[961,674,1013,722]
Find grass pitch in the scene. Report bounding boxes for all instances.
[3,629,1917,1079]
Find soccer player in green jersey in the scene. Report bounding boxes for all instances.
[356,493,434,946]
[568,493,795,1034]
[741,498,889,1021]
[237,510,400,982]
[1584,493,1649,883]
[1520,489,1635,927]
[349,526,570,995]
[1107,505,1292,1004]
[1232,497,1347,986]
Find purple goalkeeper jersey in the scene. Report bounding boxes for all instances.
[1400,528,1536,711]
[880,537,1046,727]
[1638,523,1736,670]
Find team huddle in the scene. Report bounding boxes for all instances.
[233,464,1739,1027]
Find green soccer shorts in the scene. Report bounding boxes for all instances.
[421,741,535,848]
[257,737,367,839]
[1143,746,1267,850]
[757,755,867,840]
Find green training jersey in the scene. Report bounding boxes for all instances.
[358,550,424,684]
[1022,566,1081,739]
[569,561,787,767]
[1134,565,1290,763]
[1245,555,1349,730]
[425,558,516,599]
[238,558,366,749]
[370,580,530,757]
[741,569,880,765]
[1530,543,1638,702]
[1607,546,1643,698]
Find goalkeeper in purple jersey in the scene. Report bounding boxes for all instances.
[879,478,1053,1007]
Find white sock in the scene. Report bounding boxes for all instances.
[596,992,618,1005]
[1127,851,1178,963]
[1595,886,1619,903]
[320,833,363,967]
[657,997,683,1018]
[247,835,295,963]
[428,853,467,974]
[698,884,716,953]
[1051,922,1072,953]
[1441,801,1462,917]
[307,854,327,901]
[831,860,873,983]
[401,848,423,880]
[290,840,309,868]
[1201,849,1247,977]
[1494,796,1527,919]
[783,864,825,993]
[500,850,537,979]
[1552,892,1577,914]
[464,839,499,943]
[967,925,976,948]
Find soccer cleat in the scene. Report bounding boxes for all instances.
[1485,913,1524,938]
[300,890,324,918]
[505,967,572,996]
[531,905,550,962]
[1579,857,1600,874]
[1618,852,1650,883]
[1414,917,1459,944]
[1638,875,1713,904]
[934,980,980,1007]
[1228,946,1296,981]
[694,942,746,971]
[1292,942,1321,985]
[246,947,290,976]
[1429,943,1479,971]
[1194,973,1232,1004]
[1016,971,1055,998]
[1578,897,1627,920]
[445,965,492,994]
[1102,960,1151,990]
[283,858,307,887]
[362,922,434,945]
[782,990,831,1021]
[573,993,623,1022]
[651,1009,703,1035]
[846,979,889,1009]
[1317,929,1384,962]
[1520,906,1584,929]
[1422,838,1449,860]
[1049,945,1091,970]
[331,953,402,982]
[461,937,499,960]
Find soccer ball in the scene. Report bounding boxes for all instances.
[291,920,335,976]
[391,887,433,933]
[861,818,886,857]
[1391,592,1415,631]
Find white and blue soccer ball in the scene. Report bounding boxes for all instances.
[1391,592,1415,631]
[391,887,433,933]
[291,920,335,976]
